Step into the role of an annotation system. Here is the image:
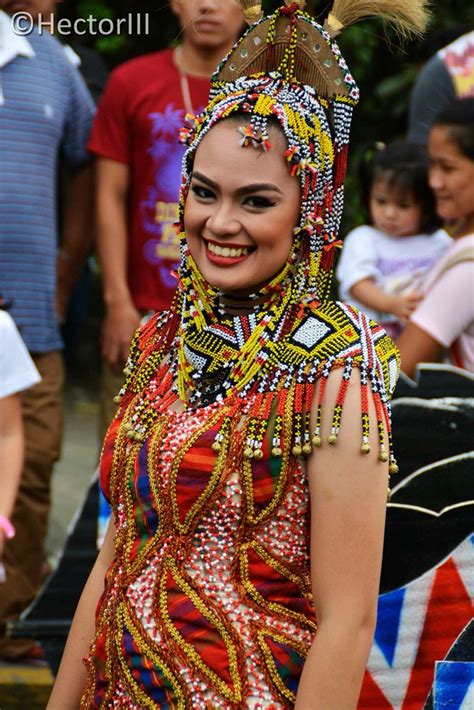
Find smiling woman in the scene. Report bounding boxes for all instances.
[185,120,299,293]
[397,98,474,375]
[48,2,428,709]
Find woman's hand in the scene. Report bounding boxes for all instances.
[351,278,423,320]
[101,300,141,374]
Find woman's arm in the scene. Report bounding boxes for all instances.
[295,368,388,709]
[397,261,472,377]
[96,158,141,374]
[396,322,443,378]
[0,394,23,559]
[351,278,422,321]
[47,515,116,709]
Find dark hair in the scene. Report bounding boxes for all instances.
[432,98,474,160]
[359,140,441,233]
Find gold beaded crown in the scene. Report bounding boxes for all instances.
[218,5,351,98]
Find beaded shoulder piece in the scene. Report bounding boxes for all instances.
[114,299,400,481]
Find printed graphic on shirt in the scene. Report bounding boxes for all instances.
[140,104,186,291]
[439,32,474,98]
[377,256,440,294]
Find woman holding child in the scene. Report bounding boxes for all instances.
[398,98,474,375]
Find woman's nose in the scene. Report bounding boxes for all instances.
[429,166,443,191]
[206,203,241,237]
[195,0,218,15]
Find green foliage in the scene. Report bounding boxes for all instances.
[74,2,126,53]
[62,0,179,61]
[76,2,113,20]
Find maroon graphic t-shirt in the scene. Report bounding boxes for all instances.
[88,48,210,312]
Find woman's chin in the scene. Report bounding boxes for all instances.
[207,274,254,293]
[195,260,253,293]
[435,202,453,223]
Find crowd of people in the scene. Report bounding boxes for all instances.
[0,0,472,706]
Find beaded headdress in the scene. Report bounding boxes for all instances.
[115,0,428,482]
[176,0,429,304]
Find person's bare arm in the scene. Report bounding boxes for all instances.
[0,394,23,559]
[396,321,443,378]
[96,157,141,374]
[351,278,423,321]
[47,516,116,709]
[295,368,388,708]
[56,163,94,324]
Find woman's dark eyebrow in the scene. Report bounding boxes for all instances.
[191,171,283,196]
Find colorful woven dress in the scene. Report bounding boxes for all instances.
[82,304,398,709]
[78,1,426,706]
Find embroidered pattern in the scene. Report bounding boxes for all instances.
[82,392,318,708]
[82,304,397,707]
[257,629,307,704]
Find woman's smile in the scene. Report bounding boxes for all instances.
[204,237,255,265]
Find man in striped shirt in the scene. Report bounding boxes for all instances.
[0,4,94,660]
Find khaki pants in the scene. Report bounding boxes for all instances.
[0,351,64,659]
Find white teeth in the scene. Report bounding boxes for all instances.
[207,242,249,257]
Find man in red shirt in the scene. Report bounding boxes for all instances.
[88,0,244,433]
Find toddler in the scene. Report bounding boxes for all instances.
[337,141,451,338]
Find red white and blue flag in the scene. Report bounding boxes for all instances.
[359,535,473,709]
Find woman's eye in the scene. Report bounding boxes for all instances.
[434,161,456,173]
[245,196,273,209]
[191,185,215,200]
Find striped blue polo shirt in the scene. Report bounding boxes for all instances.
[0,18,94,353]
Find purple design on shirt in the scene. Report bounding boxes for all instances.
[377,256,439,276]
[139,104,188,286]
